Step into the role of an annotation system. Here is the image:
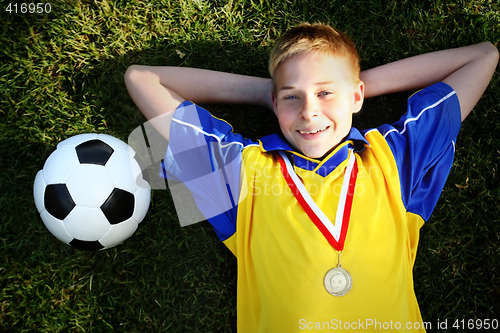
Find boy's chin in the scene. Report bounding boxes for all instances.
[299,145,337,160]
[285,133,344,160]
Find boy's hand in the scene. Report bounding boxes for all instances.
[361,42,499,121]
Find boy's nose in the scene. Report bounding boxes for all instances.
[299,97,319,120]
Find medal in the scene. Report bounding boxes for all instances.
[277,149,358,297]
[324,251,353,296]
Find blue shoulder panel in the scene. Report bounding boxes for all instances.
[161,101,258,241]
[378,82,461,221]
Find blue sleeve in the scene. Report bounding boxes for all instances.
[377,82,461,221]
[161,101,257,241]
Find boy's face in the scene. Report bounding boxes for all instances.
[272,52,364,159]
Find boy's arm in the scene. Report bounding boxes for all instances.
[125,65,272,139]
[360,42,499,121]
[125,65,272,118]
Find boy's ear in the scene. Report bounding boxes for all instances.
[352,80,365,113]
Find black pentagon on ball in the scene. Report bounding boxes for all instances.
[45,184,76,220]
[70,239,105,251]
[100,188,135,224]
[75,139,114,165]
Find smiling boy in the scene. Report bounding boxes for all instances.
[125,23,498,332]
[272,51,364,159]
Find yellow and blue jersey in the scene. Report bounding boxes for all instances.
[162,82,461,332]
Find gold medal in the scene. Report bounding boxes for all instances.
[324,267,353,296]
[324,251,352,296]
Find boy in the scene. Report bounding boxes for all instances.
[125,23,498,332]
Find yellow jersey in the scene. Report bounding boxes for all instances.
[162,82,461,332]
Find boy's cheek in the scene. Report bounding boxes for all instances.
[281,128,299,151]
[276,112,292,132]
[280,127,294,144]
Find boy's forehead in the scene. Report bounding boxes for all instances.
[275,51,356,87]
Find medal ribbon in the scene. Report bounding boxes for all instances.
[277,150,358,252]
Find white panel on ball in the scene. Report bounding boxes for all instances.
[43,147,81,184]
[64,206,110,241]
[40,210,74,244]
[99,219,138,248]
[66,164,114,207]
[33,170,47,213]
[133,181,151,223]
[104,150,140,193]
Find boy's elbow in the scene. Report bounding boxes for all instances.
[480,42,499,63]
[489,43,499,63]
[124,65,143,86]
[124,65,158,87]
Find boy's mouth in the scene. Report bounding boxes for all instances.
[298,126,329,135]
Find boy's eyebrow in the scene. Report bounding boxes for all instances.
[315,81,335,86]
[278,81,335,91]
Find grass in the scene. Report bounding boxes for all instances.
[1,0,499,331]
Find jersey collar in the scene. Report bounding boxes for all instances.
[258,128,368,177]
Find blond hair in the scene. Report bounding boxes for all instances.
[269,23,360,86]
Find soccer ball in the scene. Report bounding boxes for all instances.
[33,133,151,250]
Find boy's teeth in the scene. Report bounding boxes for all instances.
[300,127,327,134]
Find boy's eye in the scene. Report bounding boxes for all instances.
[318,91,333,97]
[284,95,298,100]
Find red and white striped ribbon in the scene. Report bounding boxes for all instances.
[277,150,358,251]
